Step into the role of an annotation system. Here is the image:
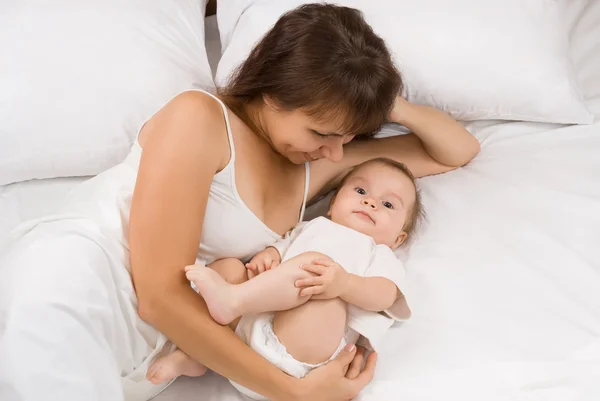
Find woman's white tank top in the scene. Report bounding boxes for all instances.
[56,89,310,265]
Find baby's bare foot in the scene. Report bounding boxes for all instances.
[185,266,240,325]
[146,349,207,385]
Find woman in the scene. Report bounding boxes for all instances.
[0,4,479,401]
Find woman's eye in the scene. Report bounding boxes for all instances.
[311,129,328,138]
[383,201,394,209]
[355,187,366,195]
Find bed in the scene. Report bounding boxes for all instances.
[157,4,600,400]
[1,4,599,401]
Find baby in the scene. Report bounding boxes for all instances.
[147,157,423,399]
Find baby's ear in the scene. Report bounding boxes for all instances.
[392,231,408,249]
[327,194,337,217]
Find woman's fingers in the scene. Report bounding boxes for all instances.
[299,344,358,401]
[347,351,377,397]
[335,343,357,371]
[345,347,366,379]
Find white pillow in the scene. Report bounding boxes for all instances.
[568,0,600,117]
[216,0,593,125]
[0,0,214,185]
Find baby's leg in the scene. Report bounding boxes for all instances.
[187,252,330,325]
[205,258,248,330]
[146,258,247,384]
[273,298,347,365]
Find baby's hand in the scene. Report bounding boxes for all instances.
[296,259,349,299]
[246,247,281,279]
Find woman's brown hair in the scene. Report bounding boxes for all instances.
[218,3,403,138]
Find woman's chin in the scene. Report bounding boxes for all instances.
[302,152,322,163]
[287,152,311,165]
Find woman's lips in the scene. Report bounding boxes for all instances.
[304,153,319,162]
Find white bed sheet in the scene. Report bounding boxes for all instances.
[0,176,89,253]
[1,7,599,401]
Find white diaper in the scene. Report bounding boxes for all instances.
[230,313,360,400]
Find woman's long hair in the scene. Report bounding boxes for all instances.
[218,3,403,138]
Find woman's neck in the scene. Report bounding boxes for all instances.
[218,95,268,142]
[242,100,271,144]
[217,94,290,165]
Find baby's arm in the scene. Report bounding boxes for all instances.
[271,221,308,257]
[245,247,282,277]
[246,222,308,277]
[359,246,411,320]
[340,275,400,312]
[298,247,411,320]
[299,260,401,312]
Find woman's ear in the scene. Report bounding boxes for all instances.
[262,94,279,110]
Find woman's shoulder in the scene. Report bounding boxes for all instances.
[139,90,232,168]
[161,90,228,128]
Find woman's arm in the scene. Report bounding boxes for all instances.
[130,92,296,399]
[129,91,374,401]
[388,96,480,168]
[309,96,480,200]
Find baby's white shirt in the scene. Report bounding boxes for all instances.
[272,216,409,350]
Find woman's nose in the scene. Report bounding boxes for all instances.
[321,142,344,163]
[361,198,377,210]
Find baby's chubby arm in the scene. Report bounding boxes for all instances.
[245,246,282,277]
[298,259,407,315]
[340,275,401,313]
[246,222,309,277]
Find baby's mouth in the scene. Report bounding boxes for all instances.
[353,210,375,224]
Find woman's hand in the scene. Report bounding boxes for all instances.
[245,246,281,278]
[386,95,480,168]
[296,259,349,299]
[282,345,377,401]
[388,95,410,125]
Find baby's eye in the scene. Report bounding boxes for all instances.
[383,201,394,209]
[355,187,366,195]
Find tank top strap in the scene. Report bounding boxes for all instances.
[299,162,310,222]
[132,89,235,160]
[190,89,236,162]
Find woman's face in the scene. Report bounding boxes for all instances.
[259,99,356,164]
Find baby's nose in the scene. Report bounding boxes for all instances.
[361,199,377,209]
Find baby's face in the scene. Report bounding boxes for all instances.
[329,162,416,249]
